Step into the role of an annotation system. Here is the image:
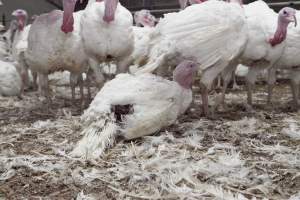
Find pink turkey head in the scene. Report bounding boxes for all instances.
[12,9,28,31]
[103,0,119,23]
[134,10,156,27]
[269,7,297,46]
[279,7,297,26]
[173,60,198,89]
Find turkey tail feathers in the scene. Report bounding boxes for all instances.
[70,114,118,159]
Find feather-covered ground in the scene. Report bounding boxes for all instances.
[0,78,300,200]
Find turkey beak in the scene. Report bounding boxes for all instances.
[294,15,297,27]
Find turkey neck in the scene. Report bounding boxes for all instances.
[269,16,290,46]
[61,0,77,33]
[103,0,119,23]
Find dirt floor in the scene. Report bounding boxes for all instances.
[0,79,300,200]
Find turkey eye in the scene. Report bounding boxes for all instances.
[283,10,287,15]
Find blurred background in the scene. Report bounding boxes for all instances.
[0,0,299,27]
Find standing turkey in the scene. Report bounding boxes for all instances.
[71,60,198,159]
[25,0,88,104]
[218,2,297,110]
[80,0,134,88]
[268,10,300,109]
[241,2,296,107]
[10,9,38,93]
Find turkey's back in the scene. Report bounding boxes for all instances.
[150,0,247,72]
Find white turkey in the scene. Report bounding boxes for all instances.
[212,2,296,111]
[25,0,88,103]
[233,2,297,107]
[0,60,22,97]
[80,0,134,88]
[268,10,300,108]
[135,0,247,117]
[9,9,38,94]
[71,60,197,159]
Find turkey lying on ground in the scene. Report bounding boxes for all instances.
[71,60,198,159]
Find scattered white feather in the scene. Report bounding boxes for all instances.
[76,191,97,200]
[282,118,300,140]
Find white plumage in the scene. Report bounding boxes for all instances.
[127,10,157,73]
[0,60,21,96]
[242,1,280,64]
[11,24,30,61]
[25,2,88,101]
[235,64,249,78]
[71,61,197,159]
[80,0,134,86]
[271,10,300,107]
[134,9,157,27]
[128,26,155,72]
[136,0,247,116]
[238,1,296,106]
